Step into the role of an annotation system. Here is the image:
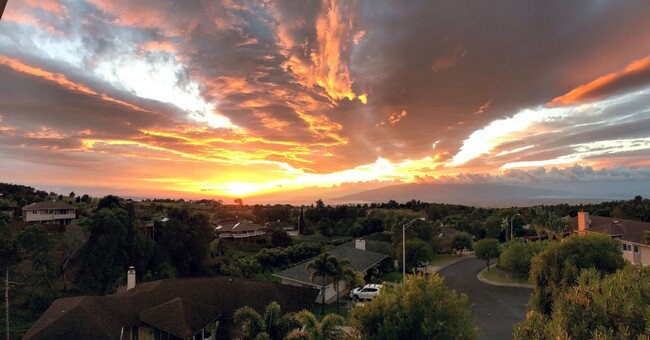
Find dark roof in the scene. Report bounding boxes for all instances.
[572,215,650,245]
[24,277,319,340]
[22,201,76,211]
[139,298,221,339]
[273,245,388,287]
[342,239,394,256]
[214,218,265,233]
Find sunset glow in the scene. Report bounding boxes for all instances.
[1,1,650,202]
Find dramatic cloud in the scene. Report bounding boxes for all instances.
[550,55,650,106]
[1,0,650,200]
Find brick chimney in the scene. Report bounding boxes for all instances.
[355,239,366,250]
[127,266,136,291]
[577,212,590,233]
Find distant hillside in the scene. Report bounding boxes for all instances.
[333,182,606,207]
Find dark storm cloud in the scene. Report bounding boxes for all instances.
[2,0,650,197]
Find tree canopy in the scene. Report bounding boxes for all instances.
[351,274,478,339]
[515,265,650,339]
[474,238,500,270]
[529,233,626,314]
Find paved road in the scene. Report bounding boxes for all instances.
[437,257,531,340]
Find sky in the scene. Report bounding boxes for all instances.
[1,0,650,202]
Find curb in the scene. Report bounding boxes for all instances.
[430,254,476,274]
[476,264,533,289]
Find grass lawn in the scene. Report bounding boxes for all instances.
[431,253,468,266]
[311,302,351,320]
[480,266,530,286]
[377,271,403,283]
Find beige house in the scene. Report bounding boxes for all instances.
[22,201,76,225]
[573,211,650,266]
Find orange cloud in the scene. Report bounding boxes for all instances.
[0,55,153,114]
[474,99,492,115]
[550,55,650,106]
[0,55,97,95]
[25,0,67,15]
[276,0,365,104]
[294,111,347,146]
[377,110,408,126]
[140,41,177,53]
[353,30,365,45]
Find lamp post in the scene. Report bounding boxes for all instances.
[510,213,521,241]
[403,217,426,281]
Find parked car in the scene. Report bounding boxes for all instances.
[350,284,383,301]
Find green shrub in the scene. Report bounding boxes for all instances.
[497,240,546,275]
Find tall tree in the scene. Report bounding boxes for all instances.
[17,225,56,296]
[474,238,500,271]
[329,257,362,314]
[306,253,337,315]
[0,216,19,340]
[529,233,626,315]
[351,274,478,339]
[158,208,213,277]
[298,206,305,235]
[77,208,131,294]
[451,232,473,256]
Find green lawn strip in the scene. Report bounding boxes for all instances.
[431,253,470,266]
[376,271,403,283]
[480,265,530,285]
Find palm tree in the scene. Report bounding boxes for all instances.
[233,301,300,340]
[306,253,337,315]
[531,207,549,240]
[330,257,363,314]
[287,310,345,340]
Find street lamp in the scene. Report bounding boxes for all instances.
[403,217,426,280]
[510,213,521,241]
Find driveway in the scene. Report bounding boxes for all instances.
[437,257,531,340]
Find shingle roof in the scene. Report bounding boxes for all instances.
[22,201,76,211]
[572,215,650,245]
[214,218,265,232]
[273,245,389,287]
[24,277,319,340]
[139,298,221,339]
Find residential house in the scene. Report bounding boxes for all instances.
[573,211,650,266]
[213,218,267,240]
[22,201,76,225]
[273,241,389,303]
[24,270,318,340]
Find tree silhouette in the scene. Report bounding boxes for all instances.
[306,253,337,315]
[288,310,345,340]
[233,301,300,340]
[330,257,363,314]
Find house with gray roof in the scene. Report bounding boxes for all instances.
[273,241,389,303]
[22,201,76,225]
[213,218,267,240]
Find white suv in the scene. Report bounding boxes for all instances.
[350,284,383,301]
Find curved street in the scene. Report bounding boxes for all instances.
[437,257,532,340]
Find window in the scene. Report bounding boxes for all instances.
[623,243,632,252]
[634,245,639,253]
